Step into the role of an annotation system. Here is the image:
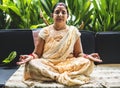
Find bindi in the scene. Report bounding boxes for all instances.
[59,3,64,6]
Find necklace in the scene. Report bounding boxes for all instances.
[53,24,67,31]
[52,25,68,42]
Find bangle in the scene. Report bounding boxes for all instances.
[79,53,88,58]
[83,54,88,58]
[29,53,35,58]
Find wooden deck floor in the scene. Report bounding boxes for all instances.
[5,64,120,88]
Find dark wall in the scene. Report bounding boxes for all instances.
[95,32,120,64]
[0,30,34,66]
[80,30,96,54]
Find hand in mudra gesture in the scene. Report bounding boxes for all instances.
[83,53,102,63]
[16,55,33,65]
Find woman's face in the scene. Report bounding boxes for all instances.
[52,5,68,24]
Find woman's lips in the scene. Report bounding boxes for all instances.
[56,18,63,21]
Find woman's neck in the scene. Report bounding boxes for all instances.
[53,23,66,30]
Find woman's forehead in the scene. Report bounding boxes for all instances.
[54,6,67,11]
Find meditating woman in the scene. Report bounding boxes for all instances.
[17,2,102,86]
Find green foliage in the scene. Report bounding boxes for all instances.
[67,0,92,30]
[0,0,120,31]
[2,51,17,64]
[0,0,93,30]
[91,0,120,31]
[0,0,44,29]
[0,0,7,29]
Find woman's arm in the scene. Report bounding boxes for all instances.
[33,36,45,58]
[73,37,102,63]
[16,37,45,65]
[73,37,83,57]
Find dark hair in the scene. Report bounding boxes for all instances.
[51,2,69,15]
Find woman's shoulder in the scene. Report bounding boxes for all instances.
[38,25,53,39]
[40,25,53,33]
[68,25,79,32]
[42,25,52,30]
[68,25,78,30]
[68,25,81,36]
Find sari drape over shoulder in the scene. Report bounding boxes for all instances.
[24,25,94,86]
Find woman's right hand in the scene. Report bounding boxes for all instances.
[16,55,33,65]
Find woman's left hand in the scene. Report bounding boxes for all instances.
[84,53,103,63]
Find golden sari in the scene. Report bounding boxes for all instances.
[24,25,94,86]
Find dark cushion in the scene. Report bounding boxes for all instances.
[95,32,120,64]
[80,30,96,54]
[0,30,34,66]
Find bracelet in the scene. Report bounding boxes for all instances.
[29,53,35,58]
[79,53,88,58]
[83,54,88,58]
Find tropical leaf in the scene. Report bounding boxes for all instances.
[2,51,17,64]
[91,0,120,31]
[40,0,52,16]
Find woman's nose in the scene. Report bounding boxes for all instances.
[58,12,62,16]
